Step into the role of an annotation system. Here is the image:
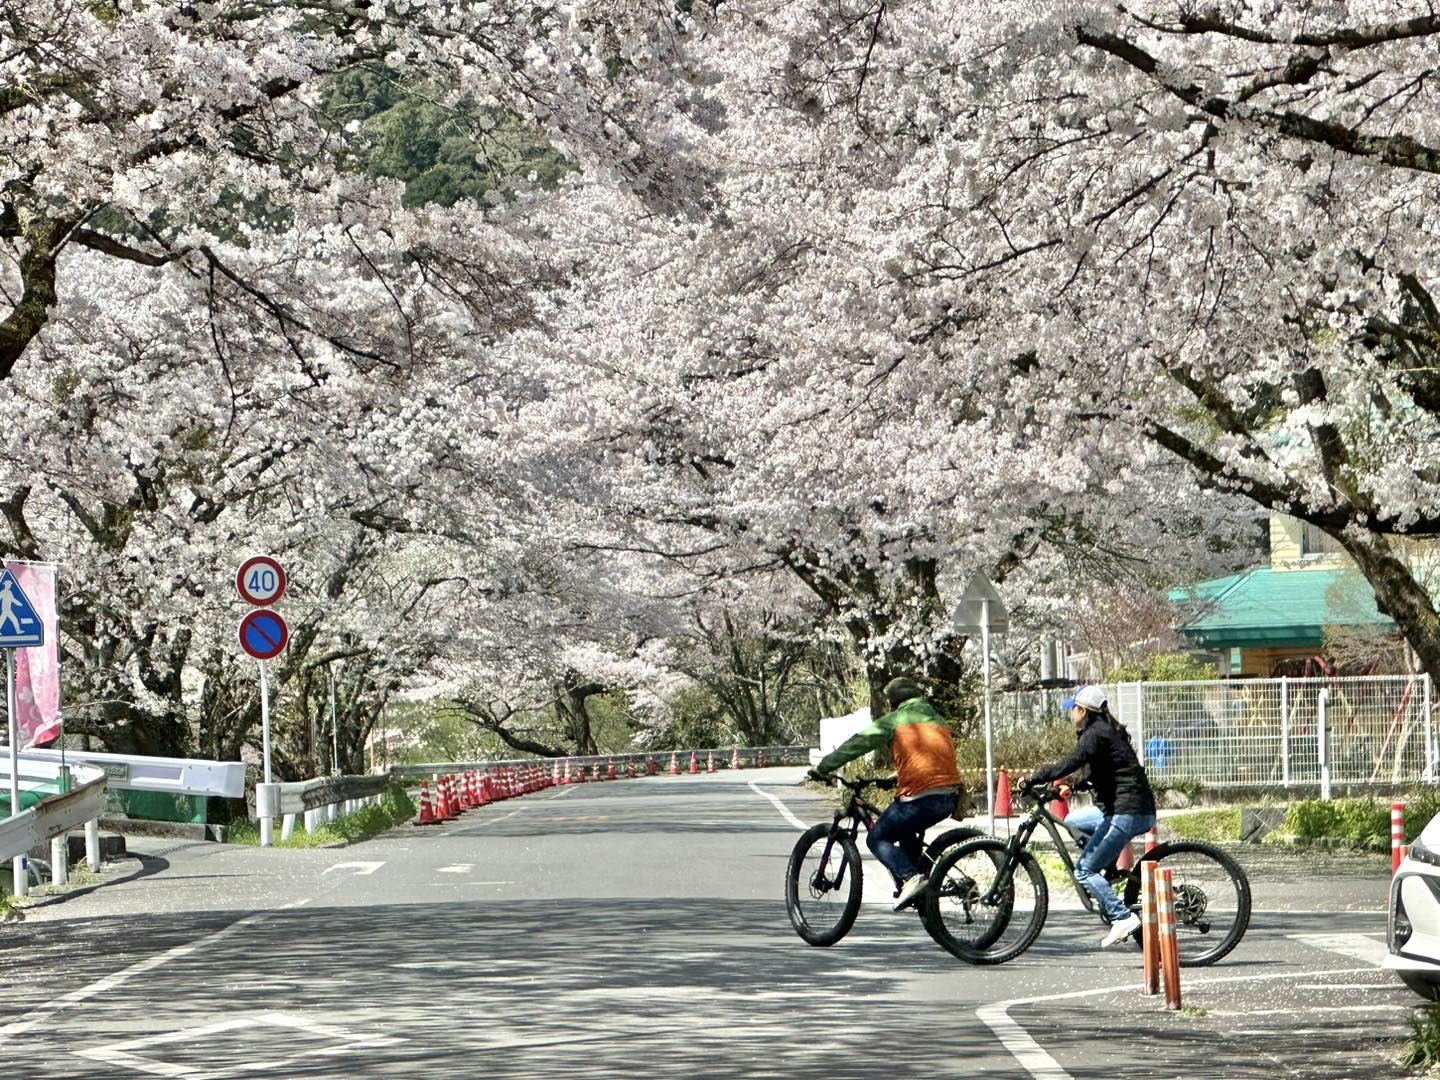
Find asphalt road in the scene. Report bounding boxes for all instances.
[0,768,1417,1079]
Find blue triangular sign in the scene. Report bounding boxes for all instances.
[0,568,44,648]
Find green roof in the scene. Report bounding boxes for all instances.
[1169,567,1393,649]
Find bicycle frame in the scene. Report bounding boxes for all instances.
[985,798,1135,912]
[815,791,881,890]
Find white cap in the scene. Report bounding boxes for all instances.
[1074,685,1106,710]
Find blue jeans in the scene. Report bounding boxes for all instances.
[868,792,955,886]
[1066,805,1156,922]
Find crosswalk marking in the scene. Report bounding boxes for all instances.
[437,864,473,874]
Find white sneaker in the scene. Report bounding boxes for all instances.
[893,874,928,911]
[1100,913,1141,947]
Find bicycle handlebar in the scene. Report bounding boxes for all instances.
[810,772,898,792]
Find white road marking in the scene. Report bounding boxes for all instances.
[1289,933,1388,966]
[1211,1005,1410,1016]
[75,1010,402,1078]
[437,864,473,874]
[321,861,385,876]
[978,966,1376,1080]
[0,899,311,1045]
[748,781,808,830]
[469,807,525,827]
[543,786,578,800]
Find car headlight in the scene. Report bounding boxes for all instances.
[1411,837,1440,868]
[1394,887,1414,951]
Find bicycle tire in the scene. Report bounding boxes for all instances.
[786,823,863,946]
[1123,839,1251,966]
[922,838,1049,965]
[923,826,986,868]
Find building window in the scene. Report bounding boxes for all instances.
[1300,523,1343,557]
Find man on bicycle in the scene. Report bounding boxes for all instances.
[809,676,963,911]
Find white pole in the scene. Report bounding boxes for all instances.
[1135,682,1146,765]
[1425,673,1434,782]
[85,818,100,873]
[259,660,273,848]
[8,649,25,897]
[982,599,994,835]
[49,835,66,885]
[1280,676,1291,786]
[1318,687,1331,801]
[329,665,339,775]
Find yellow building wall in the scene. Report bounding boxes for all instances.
[1270,515,1346,572]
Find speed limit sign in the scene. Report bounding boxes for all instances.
[235,556,286,606]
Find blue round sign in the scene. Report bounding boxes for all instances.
[239,609,288,661]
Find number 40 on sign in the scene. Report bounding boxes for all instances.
[236,555,286,606]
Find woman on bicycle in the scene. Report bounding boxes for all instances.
[809,676,964,912]
[1023,684,1156,947]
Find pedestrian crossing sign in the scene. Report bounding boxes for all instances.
[0,568,44,647]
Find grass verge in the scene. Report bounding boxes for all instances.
[228,781,415,848]
[1164,808,1241,843]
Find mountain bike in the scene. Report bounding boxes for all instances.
[923,782,1251,966]
[785,775,983,947]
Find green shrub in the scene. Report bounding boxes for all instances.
[1404,786,1440,843]
[1282,797,1389,849]
[1402,1006,1440,1070]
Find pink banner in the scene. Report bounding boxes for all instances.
[7,562,60,749]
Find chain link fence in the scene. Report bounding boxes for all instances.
[996,676,1437,791]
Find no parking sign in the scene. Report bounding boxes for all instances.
[238,608,289,661]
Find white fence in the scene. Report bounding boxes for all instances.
[999,676,1437,790]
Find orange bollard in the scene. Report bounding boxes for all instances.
[1140,861,1159,995]
[1143,827,1158,854]
[994,767,1012,818]
[1157,867,1181,1009]
[1394,803,1406,874]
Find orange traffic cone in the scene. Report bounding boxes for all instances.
[731,747,740,770]
[1143,827,1158,854]
[563,759,573,785]
[1117,842,1136,872]
[688,751,699,774]
[607,758,617,780]
[994,767,1012,818]
[669,752,679,775]
[757,749,765,768]
[1049,785,1069,821]
[707,752,715,773]
[416,781,440,825]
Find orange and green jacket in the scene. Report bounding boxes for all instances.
[815,698,961,798]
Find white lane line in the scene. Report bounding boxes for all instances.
[748,781,808,830]
[0,899,312,1045]
[468,807,525,827]
[978,965,1376,1080]
[1211,1005,1410,1016]
[1289,933,1388,966]
[321,861,385,876]
[544,787,578,800]
[437,864,473,874]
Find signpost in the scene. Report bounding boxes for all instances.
[954,573,1009,834]
[236,559,288,847]
[1,567,44,896]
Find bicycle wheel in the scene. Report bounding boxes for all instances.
[1123,840,1251,966]
[923,838,1048,965]
[786,824,863,946]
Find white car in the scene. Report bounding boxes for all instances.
[1386,811,1440,1000]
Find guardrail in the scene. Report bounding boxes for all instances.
[391,745,810,779]
[255,772,393,846]
[1,746,245,799]
[0,761,107,897]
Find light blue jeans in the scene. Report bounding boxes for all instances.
[1066,805,1156,922]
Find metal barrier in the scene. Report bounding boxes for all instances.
[998,676,1437,791]
[0,761,107,896]
[391,745,810,780]
[256,773,393,845]
[0,746,245,799]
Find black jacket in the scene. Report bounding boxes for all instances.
[1030,713,1156,817]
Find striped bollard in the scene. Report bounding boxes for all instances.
[1157,867,1181,1010]
[1140,861,1160,996]
[1142,827,1158,855]
[1393,803,1406,875]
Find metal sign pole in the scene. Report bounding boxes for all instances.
[7,648,25,896]
[982,599,994,835]
[259,660,273,847]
